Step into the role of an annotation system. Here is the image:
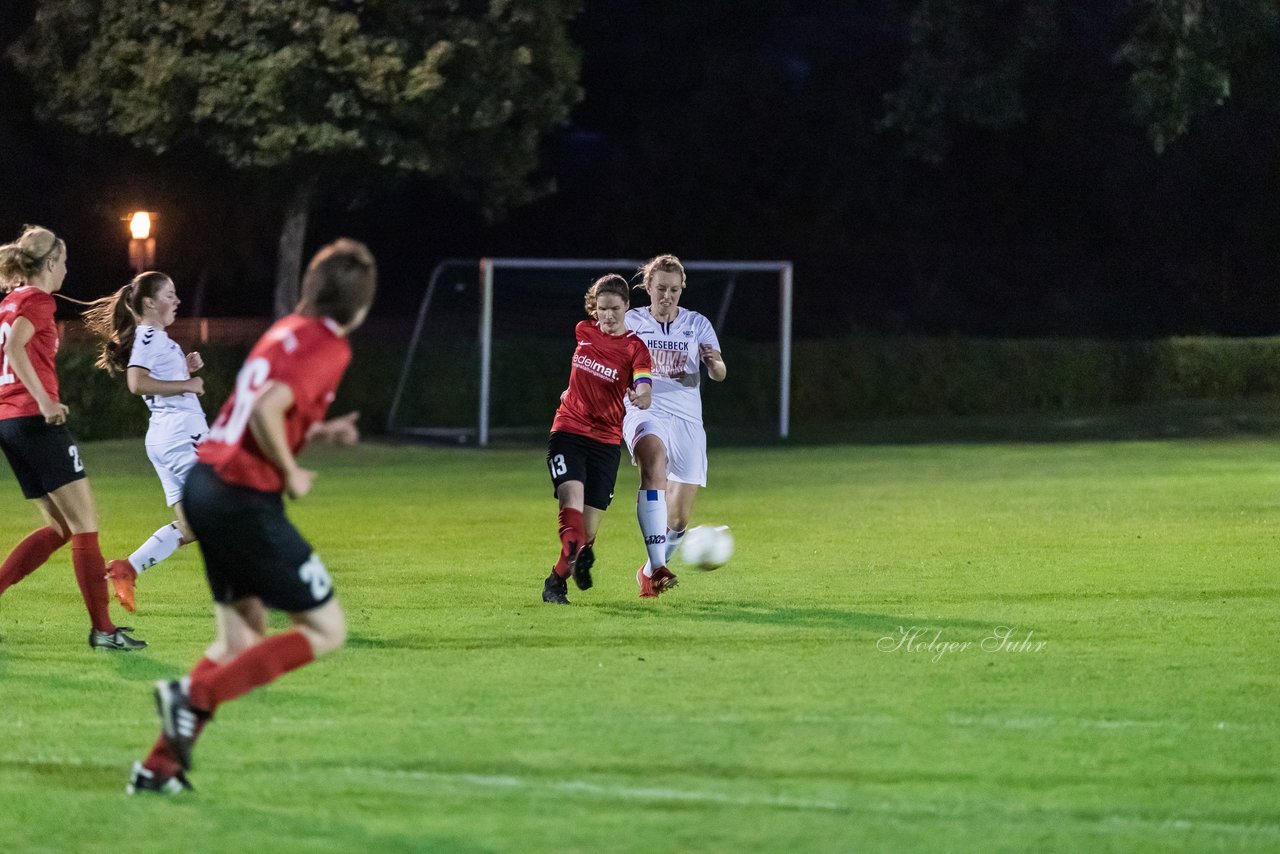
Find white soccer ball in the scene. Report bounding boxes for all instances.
[680,525,733,571]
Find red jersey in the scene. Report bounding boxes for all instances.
[551,320,652,443]
[0,286,60,420]
[199,315,351,493]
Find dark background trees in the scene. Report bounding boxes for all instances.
[1,0,1276,338]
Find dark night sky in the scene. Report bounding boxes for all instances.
[1,1,1277,338]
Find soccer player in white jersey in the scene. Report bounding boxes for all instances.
[81,272,207,612]
[622,254,727,597]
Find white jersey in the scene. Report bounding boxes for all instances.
[624,307,721,425]
[128,324,207,445]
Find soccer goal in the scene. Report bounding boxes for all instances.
[386,257,794,445]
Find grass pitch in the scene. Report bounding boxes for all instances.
[0,435,1276,852]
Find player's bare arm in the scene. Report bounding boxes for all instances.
[4,316,68,424]
[700,344,726,381]
[185,351,204,373]
[248,380,314,499]
[126,366,204,397]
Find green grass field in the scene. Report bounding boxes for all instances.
[0,435,1276,852]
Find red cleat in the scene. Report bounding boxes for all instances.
[636,566,658,598]
[107,559,138,613]
[651,566,679,594]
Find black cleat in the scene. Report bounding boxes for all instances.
[88,626,147,651]
[154,679,199,771]
[126,760,193,795]
[571,542,595,591]
[542,571,570,605]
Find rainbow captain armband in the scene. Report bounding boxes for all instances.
[632,369,652,388]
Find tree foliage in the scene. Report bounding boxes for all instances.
[1118,0,1278,153]
[884,0,1280,159]
[880,0,1060,164]
[11,0,582,310]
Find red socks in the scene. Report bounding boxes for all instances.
[144,637,317,780]
[188,630,315,712]
[0,527,67,595]
[143,658,219,777]
[70,532,113,632]
[553,508,584,579]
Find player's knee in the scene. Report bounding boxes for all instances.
[639,469,667,490]
[303,607,347,656]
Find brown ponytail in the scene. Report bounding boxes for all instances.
[78,272,173,376]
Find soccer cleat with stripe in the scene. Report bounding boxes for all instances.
[155,679,199,770]
[88,626,147,651]
[571,542,595,591]
[106,559,138,612]
[651,566,679,594]
[126,760,193,795]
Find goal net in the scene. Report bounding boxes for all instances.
[386,258,794,445]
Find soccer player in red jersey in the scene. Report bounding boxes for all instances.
[542,274,653,605]
[127,238,375,794]
[0,225,145,650]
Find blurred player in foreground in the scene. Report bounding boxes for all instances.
[128,238,374,794]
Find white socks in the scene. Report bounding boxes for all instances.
[128,522,183,573]
[642,526,688,576]
[664,527,686,564]
[637,489,668,577]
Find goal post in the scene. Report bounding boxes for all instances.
[387,257,794,445]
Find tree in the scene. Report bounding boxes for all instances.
[880,0,1060,165]
[883,0,1280,160]
[10,0,582,314]
[1118,0,1279,153]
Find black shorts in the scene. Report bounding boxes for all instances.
[0,415,87,499]
[182,463,335,612]
[546,430,622,510]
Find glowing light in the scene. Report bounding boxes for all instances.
[129,211,152,240]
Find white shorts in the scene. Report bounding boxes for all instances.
[622,410,708,487]
[145,416,206,506]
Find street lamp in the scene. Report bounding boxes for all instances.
[127,211,156,275]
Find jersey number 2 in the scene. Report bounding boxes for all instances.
[0,322,13,385]
[298,554,333,601]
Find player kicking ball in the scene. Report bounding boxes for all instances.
[541,274,653,605]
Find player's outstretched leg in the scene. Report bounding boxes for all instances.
[110,522,186,611]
